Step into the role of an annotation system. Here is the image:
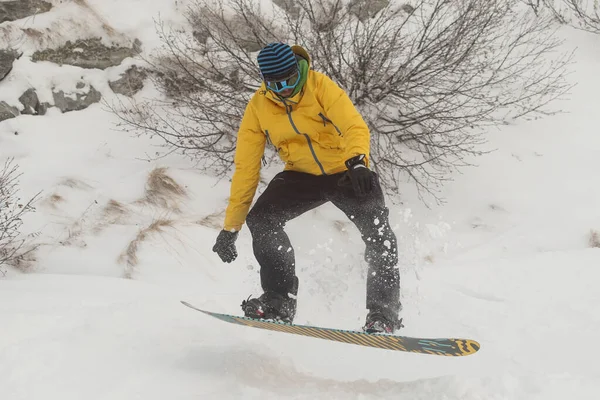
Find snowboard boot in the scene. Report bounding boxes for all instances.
[241,291,297,323]
[363,309,403,334]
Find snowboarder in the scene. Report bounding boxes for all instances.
[212,43,401,333]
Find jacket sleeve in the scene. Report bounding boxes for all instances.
[223,101,266,231]
[317,74,371,166]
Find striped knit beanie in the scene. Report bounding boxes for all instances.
[257,42,298,79]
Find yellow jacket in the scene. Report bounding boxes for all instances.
[224,46,371,231]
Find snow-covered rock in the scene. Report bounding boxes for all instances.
[19,88,48,115]
[31,38,142,70]
[52,82,101,113]
[0,48,18,81]
[0,100,18,121]
[0,0,52,24]
[109,65,147,97]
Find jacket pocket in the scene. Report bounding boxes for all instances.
[318,112,343,136]
[316,132,344,151]
[277,140,290,161]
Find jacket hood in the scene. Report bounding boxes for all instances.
[291,45,311,66]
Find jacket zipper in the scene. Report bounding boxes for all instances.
[265,130,272,145]
[284,103,327,175]
[318,112,343,136]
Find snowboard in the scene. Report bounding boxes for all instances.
[181,301,480,357]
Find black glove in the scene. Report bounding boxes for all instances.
[212,230,239,263]
[338,154,374,197]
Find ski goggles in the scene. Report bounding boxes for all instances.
[263,67,301,94]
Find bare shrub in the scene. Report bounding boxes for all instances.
[561,0,600,32]
[195,210,226,229]
[524,0,600,33]
[119,218,174,278]
[589,229,600,248]
[104,199,129,221]
[58,201,97,248]
[424,254,435,264]
[111,0,573,200]
[91,199,132,234]
[521,0,568,21]
[49,194,64,206]
[136,167,187,211]
[0,159,39,271]
[58,177,93,190]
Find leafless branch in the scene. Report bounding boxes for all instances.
[523,0,600,33]
[0,158,40,270]
[109,0,574,201]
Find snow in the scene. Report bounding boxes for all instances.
[1,1,600,399]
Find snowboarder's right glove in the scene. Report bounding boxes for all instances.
[213,230,239,263]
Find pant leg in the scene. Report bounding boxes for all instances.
[328,173,401,319]
[246,171,326,297]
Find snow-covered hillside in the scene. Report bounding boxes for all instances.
[1,1,600,399]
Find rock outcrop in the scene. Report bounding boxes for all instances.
[0,0,52,24]
[0,49,19,82]
[52,82,102,113]
[348,0,390,21]
[109,66,148,97]
[272,0,301,19]
[19,88,49,116]
[0,101,19,122]
[32,38,142,70]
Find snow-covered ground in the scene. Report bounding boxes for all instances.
[1,2,600,399]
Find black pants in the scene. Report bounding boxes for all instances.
[245,170,400,318]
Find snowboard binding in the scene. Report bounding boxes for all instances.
[241,291,296,324]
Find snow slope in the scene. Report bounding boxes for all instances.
[2,2,600,399]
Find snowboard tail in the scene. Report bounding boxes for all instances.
[181,301,480,357]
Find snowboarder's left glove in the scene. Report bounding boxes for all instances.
[213,230,239,263]
[338,154,373,197]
